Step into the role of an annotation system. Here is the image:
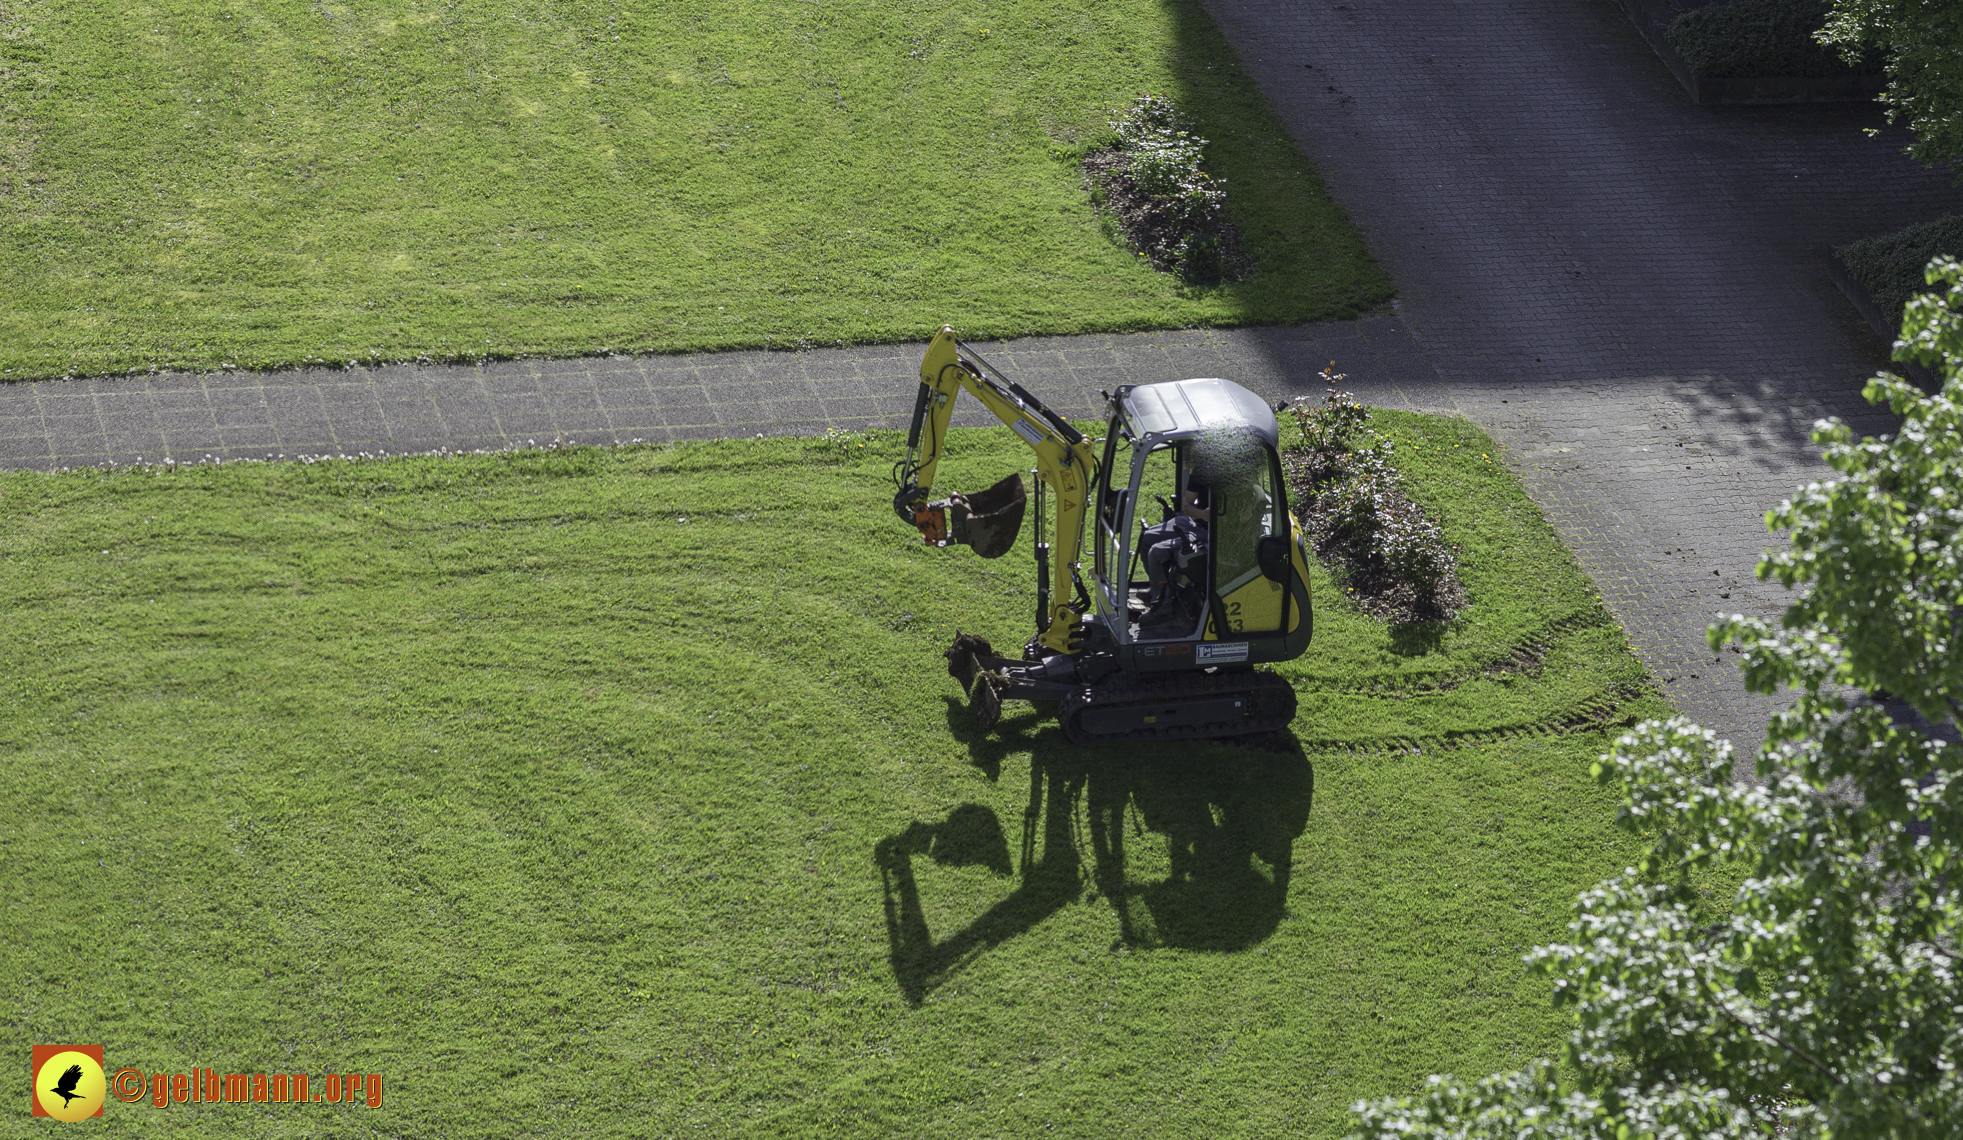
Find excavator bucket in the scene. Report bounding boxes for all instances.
[945,473,1026,559]
[946,630,1009,729]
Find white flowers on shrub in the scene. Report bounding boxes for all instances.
[1289,379,1461,601]
[1114,97,1226,228]
[1349,258,1963,1139]
[1106,94,1229,282]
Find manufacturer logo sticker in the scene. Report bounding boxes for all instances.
[1197,642,1249,664]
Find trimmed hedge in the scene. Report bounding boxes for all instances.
[1664,0,1880,79]
[1839,215,1963,332]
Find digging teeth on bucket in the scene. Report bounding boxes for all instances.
[971,673,1008,732]
[944,630,1015,732]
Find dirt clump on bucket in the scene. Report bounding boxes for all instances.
[943,472,1026,559]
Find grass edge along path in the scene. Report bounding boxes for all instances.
[1,413,1668,1138]
[0,0,1389,383]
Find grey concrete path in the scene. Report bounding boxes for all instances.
[0,321,1429,466]
[3,0,1959,757]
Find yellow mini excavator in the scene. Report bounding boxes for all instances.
[893,327,1313,744]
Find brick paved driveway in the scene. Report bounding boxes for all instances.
[1205,0,1961,755]
[3,0,1958,756]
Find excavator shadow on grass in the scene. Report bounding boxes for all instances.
[874,732,1313,1006]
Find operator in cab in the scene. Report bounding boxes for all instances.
[1137,471,1211,636]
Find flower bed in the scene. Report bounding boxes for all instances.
[1281,370,1465,624]
[1083,95,1250,285]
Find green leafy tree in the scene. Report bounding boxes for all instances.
[1351,259,1963,1137]
[1820,0,1963,171]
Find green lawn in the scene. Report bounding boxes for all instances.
[1,412,1661,1136]
[0,0,1389,381]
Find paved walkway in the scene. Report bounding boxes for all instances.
[0,322,1428,465]
[1204,0,1961,755]
[4,0,1959,757]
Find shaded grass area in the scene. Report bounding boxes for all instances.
[1,417,1661,1137]
[0,0,1389,381]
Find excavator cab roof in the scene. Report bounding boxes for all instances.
[1116,378,1279,449]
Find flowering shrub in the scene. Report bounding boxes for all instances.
[1284,366,1462,616]
[1293,379,1370,458]
[1109,92,1187,145]
[1092,94,1235,283]
[1113,96,1226,229]
[1376,489,1455,594]
[1353,259,1963,1140]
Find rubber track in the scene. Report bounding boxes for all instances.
[1060,670,1298,744]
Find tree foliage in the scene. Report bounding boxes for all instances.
[1821,0,1963,172]
[1351,260,1963,1137]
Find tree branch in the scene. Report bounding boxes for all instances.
[1711,998,1846,1087]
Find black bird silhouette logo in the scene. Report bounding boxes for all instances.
[49,1064,84,1108]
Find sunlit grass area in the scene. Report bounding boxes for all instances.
[1,415,1660,1136]
[0,0,1389,381]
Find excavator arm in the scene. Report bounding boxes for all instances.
[893,327,1098,655]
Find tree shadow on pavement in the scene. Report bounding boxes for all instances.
[875,726,1313,1005]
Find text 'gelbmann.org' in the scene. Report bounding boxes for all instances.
[110,1067,382,1108]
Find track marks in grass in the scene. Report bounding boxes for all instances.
[2,421,1658,1139]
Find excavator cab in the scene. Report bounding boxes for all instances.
[1091,379,1313,672]
[894,328,1312,743]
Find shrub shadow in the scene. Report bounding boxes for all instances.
[875,726,1313,1005]
[1388,619,1449,657]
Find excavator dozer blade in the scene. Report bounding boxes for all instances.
[971,672,1008,732]
[944,630,996,695]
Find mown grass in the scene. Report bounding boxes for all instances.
[0,0,1389,382]
[1,414,1662,1137]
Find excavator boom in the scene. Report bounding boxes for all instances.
[893,328,1098,656]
